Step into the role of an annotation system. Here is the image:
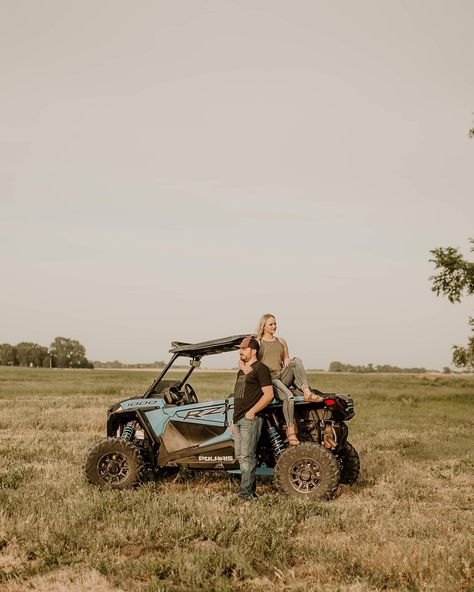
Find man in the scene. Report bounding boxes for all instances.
[232,336,274,501]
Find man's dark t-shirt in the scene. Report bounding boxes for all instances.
[233,360,272,423]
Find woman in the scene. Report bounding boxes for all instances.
[241,313,323,446]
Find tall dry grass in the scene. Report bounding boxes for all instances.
[0,367,473,591]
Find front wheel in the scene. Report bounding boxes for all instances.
[84,438,145,490]
[274,442,340,500]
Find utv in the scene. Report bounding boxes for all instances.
[84,335,360,500]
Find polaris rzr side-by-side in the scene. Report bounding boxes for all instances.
[84,335,360,500]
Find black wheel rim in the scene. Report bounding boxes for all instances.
[98,452,130,484]
[289,457,322,493]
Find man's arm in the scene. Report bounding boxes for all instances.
[238,359,253,375]
[244,385,274,420]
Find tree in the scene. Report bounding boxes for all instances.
[49,337,93,369]
[451,318,474,370]
[0,343,16,366]
[430,239,474,303]
[16,342,49,367]
[430,239,474,371]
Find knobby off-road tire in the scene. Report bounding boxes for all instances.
[337,441,360,485]
[274,442,340,500]
[84,437,145,490]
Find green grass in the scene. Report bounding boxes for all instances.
[0,367,473,591]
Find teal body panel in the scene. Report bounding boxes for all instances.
[113,396,284,474]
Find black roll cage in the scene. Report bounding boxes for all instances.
[142,334,249,399]
[143,353,200,398]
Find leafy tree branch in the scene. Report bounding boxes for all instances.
[430,240,474,370]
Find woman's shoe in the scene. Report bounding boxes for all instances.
[303,391,324,403]
[285,426,300,446]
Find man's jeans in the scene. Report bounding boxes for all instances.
[233,416,263,499]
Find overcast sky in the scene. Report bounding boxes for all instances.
[1,0,473,369]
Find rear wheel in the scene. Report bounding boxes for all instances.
[274,442,340,500]
[337,442,360,485]
[84,438,145,490]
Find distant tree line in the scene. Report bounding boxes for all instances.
[93,360,166,369]
[0,337,93,369]
[328,361,432,374]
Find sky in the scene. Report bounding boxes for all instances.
[1,0,473,369]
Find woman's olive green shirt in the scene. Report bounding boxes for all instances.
[258,339,284,378]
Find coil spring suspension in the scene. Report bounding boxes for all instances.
[121,422,135,441]
[267,426,286,455]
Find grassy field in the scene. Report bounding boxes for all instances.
[0,367,473,592]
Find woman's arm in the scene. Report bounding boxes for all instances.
[278,337,291,367]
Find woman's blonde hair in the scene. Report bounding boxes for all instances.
[256,313,276,341]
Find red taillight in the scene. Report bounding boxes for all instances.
[324,399,336,406]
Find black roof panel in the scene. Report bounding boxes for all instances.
[169,334,250,356]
